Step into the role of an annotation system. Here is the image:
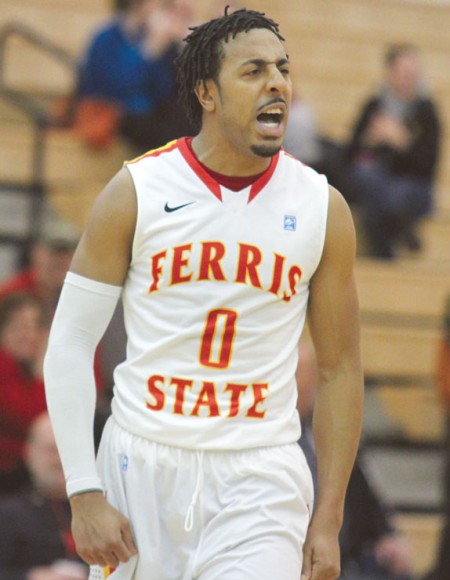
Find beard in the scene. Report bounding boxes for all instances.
[250,142,282,158]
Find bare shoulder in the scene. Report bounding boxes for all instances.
[327,185,356,241]
[309,185,357,294]
[308,189,360,366]
[321,185,356,270]
[71,167,137,285]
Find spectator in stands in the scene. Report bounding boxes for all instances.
[297,340,414,579]
[0,412,88,579]
[0,218,80,320]
[422,294,450,580]
[0,219,107,390]
[346,43,441,259]
[75,0,195,152]
[0,293,48,496]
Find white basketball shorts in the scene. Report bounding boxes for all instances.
[89,417,314,580]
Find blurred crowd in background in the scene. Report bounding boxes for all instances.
[0,1,448,579]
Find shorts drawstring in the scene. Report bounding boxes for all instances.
[184,450,204,532]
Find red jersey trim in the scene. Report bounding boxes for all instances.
[126,139,179,165]
[177,138,223,201]
[248,153,280,203]
[177,137,280,204]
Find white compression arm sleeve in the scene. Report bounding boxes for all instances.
[44,272,122,497]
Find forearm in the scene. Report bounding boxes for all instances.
[44,273,121,497]
[312,362,364,526]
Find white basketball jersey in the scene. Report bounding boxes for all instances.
[112,138,329,449]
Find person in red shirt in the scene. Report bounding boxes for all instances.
[0,292,49,494]
[0,219,109,395]
[0,219,79,319]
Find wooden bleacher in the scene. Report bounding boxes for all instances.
[356,258,450,320]
[2,0,449,222]
[394,512,443,576]
[362,324,439,380]
[0,0,447,395]
[0,2,449,575]
[0,106,130,229]
[0,1,447,381]
[356,255,448,393]
[356,255,448,450]
[375,384,444,443]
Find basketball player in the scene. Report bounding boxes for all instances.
[44,8,363,580]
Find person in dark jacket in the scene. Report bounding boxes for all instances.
[0,412,88,580]
[347,43,441,259]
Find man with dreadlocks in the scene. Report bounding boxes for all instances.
[44,7,363,580]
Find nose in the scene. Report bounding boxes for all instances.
[266,65,289,94]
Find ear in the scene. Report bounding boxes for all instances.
[194,79,217,113]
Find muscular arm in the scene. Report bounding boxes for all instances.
[44,168,138,567]
[70,167,136,283]
[302,186,364,579]
[46,168,136,493]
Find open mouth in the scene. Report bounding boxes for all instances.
[257,107,284,128]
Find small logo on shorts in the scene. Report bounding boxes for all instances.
[284,215,297,231]
[121,455,128,472]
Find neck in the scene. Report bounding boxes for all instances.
[192,131,273,177]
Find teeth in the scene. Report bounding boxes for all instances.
[264,107,283,115]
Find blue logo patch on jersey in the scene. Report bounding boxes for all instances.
[284,215,297,231]
[121,455,128,472]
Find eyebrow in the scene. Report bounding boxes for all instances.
[240,57,290,68]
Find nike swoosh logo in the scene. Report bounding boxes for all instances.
[164,201,196,213]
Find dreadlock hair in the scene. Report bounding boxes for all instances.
[175,7,284,132]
